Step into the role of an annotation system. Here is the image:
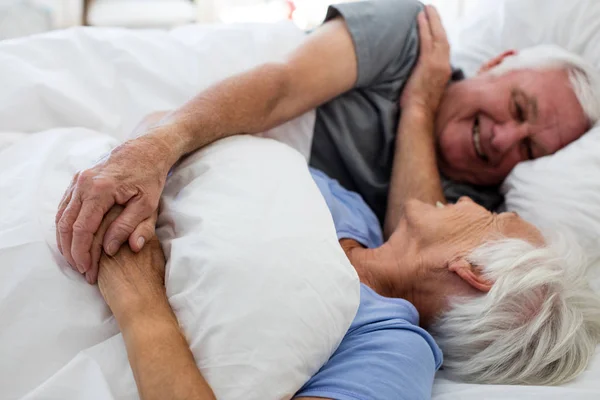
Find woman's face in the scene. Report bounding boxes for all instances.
[403,197,544,252]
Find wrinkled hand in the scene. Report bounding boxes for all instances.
[401,5,452,115]
[55,129,174,284]
[97,206,167,321]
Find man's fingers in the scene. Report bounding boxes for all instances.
[103,198,155,256]
[88,205,126,285]
[85,266,99,285]
[89,240,103,284]
[129,213,158,253]
[71,195,115,274]
[417,10,432,52]
[56,173,79,222]
[425,5,448,44]
[55,189,73,254]
[57,193,83,272]
[55,173,80,254]
[56,187,73,226]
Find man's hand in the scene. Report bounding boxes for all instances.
[400,5,451,116]
[96,206,167,324]
[56,14,359,285]
[55,132,176,284]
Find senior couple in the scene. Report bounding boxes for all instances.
[54,1,600,399]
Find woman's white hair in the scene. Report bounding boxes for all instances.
[430,235,600,385]
[486,44,600,126]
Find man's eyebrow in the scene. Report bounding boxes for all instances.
[528,95,539,123]
[515,88,539,123]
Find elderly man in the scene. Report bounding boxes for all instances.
[56,1,598,285]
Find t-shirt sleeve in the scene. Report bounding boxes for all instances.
[324,0,424,90]
[310,168,384,249]
[294,326,438,400]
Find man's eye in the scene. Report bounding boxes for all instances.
[523,137,534,160]
[515,103,526,123]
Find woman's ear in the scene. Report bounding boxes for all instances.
[448,258,493,292]
[478,50,517,74]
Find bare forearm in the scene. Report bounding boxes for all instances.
[384,107,445,238]
[156,63,294,157]
[140,18,356,169]
[119,300,216,400]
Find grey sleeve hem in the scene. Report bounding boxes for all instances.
[324,5,370,88]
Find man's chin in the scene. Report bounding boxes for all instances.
[437,156,465,181]
[439,162,485,186]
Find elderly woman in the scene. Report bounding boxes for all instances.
[97,174,600,400]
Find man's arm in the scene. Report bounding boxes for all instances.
[56,17,359,280]
[384,6,450,237]
[150,17,358,157]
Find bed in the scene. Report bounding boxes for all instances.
[1,1,600,399]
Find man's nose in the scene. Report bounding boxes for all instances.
[490,122,528,157]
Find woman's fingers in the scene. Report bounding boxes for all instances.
[424,5,448,44]
[128,212,158,253]
[103,196,156,256]
[417,10,432,53]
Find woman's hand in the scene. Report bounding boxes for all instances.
[401,5,452,116]
[96,206,167,324]
[55,126,178,284]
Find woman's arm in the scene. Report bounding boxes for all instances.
[118,295,216,400]
[384,6,450,237]
[97,207,215,400]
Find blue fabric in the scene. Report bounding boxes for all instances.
[295,285,443,400]
[310,168,383,249]
[297,169,443,400]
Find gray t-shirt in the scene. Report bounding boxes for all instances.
[309,0,503,223]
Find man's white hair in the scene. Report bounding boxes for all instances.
[430,236,600,385]
[487,44,600,126]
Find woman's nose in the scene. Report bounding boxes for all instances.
[457,196,474,204]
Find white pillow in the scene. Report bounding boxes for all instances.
[158,135,359,399]
[451,0,600,76]
[450,0,600,253]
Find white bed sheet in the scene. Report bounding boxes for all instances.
[1,21,599,400]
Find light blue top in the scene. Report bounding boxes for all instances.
[310,168,383,249]
[294,168,443,400]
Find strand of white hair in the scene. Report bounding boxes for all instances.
[487,44,600,126]
[430,234,600,385]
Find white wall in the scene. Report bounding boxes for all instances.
[200,0,473,29]
[32,0,82,28]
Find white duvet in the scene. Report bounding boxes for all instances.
[0,23,360,400]
[2,16,600,400]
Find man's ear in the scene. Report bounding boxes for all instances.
[478,50,517,74]
[448,258,493,293]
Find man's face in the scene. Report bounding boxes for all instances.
[435,68,589,185]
